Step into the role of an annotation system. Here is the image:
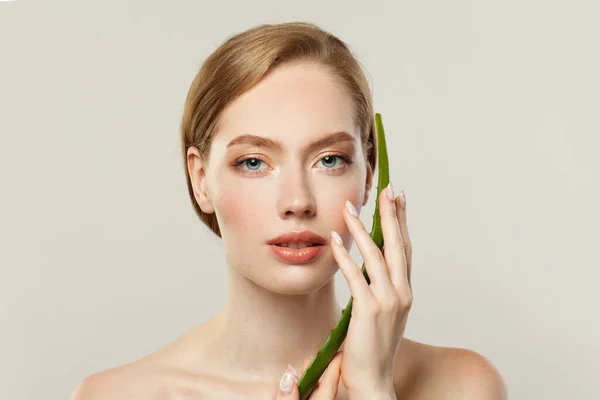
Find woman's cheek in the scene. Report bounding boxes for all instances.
[326,185,362,230]
[216,184,260,237]
[341,185,363,214]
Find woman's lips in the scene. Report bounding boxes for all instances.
[268,244,325,264]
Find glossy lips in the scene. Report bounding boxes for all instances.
[267,230,326,264]
[268,244,325,263]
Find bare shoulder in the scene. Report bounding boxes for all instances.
[69,323,228,400]
[431,345,508,399]
[400,340,508,400]
[69,362,162,400]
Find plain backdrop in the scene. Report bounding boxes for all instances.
[1,1,598,399]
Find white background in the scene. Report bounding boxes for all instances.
[1,1,598,399]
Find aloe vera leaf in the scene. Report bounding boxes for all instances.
[297,113,390,399]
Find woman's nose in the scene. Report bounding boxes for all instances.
[278,178,316,219]
[281,198,316,218]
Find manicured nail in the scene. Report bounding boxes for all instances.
[279,367,295,394]
[331,230,343,245]
[345,200,358,217]
[387,181,395,202]
[400,189,406,210]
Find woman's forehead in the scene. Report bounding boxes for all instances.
[216,64,356,134]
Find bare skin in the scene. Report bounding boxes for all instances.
[70,61,507,399]
[70,328,505,399]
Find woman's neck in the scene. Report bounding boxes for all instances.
[200,263,343,383]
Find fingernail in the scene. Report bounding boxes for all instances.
[400,189,406,210]
[345,200,358,217]
[331,230,343,245]
[279,367,295,394]
[387,181,395,202]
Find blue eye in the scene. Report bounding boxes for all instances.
[231,157,266,175]
[243,158,263,171]
[318,155,342,169]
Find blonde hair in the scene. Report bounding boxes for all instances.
[180,21,377,238]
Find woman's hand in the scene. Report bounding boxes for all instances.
[277,352,344,399]
[331,183,412,399]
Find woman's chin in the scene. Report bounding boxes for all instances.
[262,265,336,295]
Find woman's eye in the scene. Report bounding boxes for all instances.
[231,157,268,175]
[243,158,264,171]
[317,155,345,169]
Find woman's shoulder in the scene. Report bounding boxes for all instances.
[69,323,234,399]
[69,332,231,400]
[397,339,508,400]
[69,355,267,400]
[70,360,207,400]
[68,358,175,400]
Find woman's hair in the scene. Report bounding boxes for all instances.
[180,21,377,238]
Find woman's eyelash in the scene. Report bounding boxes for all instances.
[232,153,353,176]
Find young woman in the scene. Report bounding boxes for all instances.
[71,22,507,399]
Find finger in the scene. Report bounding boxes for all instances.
[312,352,343,399]
[330,230,376,307]
[344,199,395,291]
[394,191,412,289]
[277,365,300,399]
[379,183,409,293]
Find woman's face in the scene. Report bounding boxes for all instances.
[188,61,372,294]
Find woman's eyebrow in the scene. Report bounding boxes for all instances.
[226,131,356,154]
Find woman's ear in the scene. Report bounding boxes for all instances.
[187,146,215,214]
